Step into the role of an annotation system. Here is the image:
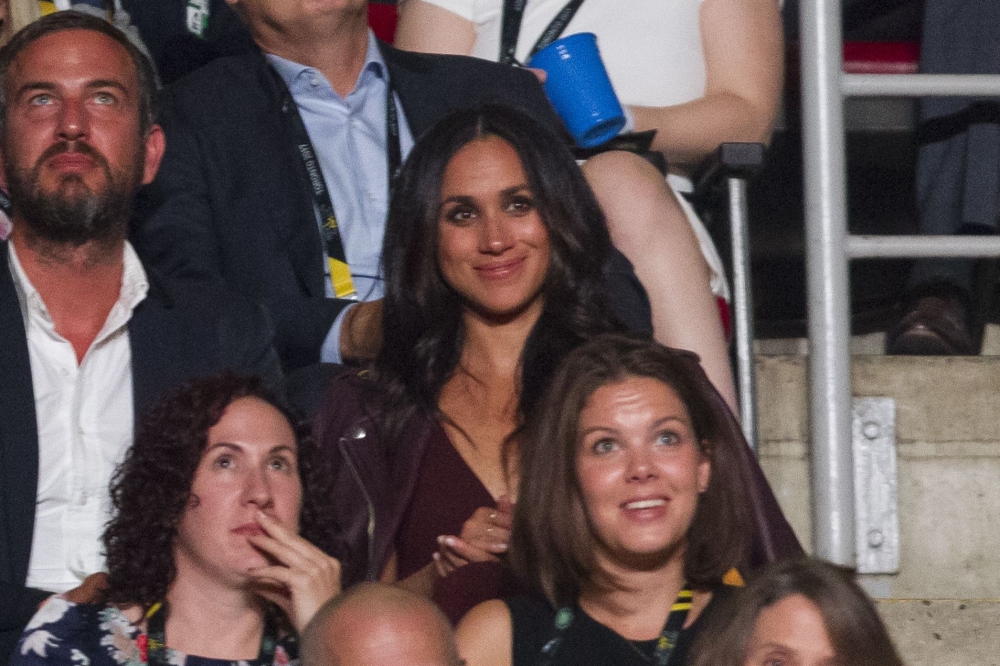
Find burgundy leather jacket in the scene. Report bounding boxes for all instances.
[313,369,440,585]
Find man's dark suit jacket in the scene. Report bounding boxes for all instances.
[133,43,652,371]
[0,242,282,663]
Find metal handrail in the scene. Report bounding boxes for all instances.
[848,236,1000,259]
[843,73,1000,97]
[801,0,1000,565]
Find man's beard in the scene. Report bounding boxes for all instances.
[5,141,140,247]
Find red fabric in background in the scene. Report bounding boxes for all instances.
[843,41,920,74]
[369,2,399,44]
[717,296,732,343]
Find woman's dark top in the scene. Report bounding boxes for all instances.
[506,587,731,666]
[395,421,503,623]
[13,596,298,666]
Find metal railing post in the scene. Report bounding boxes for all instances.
[800,0,856,565]
[728,177,759,453]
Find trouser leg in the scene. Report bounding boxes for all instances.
[910,0,1000,292]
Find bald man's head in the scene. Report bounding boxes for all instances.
[302,584,464,666]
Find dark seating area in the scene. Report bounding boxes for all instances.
[730,0,925,337]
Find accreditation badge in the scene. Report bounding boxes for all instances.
[186,0,210,38]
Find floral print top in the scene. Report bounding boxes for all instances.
[12,596,297,666]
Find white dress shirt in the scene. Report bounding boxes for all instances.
[9,241,149,593]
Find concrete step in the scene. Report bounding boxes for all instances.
[757,354,1000,599]
[877,599,1000,666]
[754,322,1000,356]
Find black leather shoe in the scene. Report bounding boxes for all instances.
[885,284,982,355]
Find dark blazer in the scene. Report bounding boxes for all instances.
[121,0,256,85]
[133,43,651,371]
[0,242,282,663]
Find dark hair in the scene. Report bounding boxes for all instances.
[375,105,624,444]
[688,558,905,666]
[102,373,340,608]
[509,333,754,606]
[0,10,158,136]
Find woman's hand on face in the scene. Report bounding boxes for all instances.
[433,497,515,578]
[245,511,342,633]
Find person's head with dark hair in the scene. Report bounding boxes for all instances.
[509,332,755,606]
[103,372,342,633]
[688,558,904,666]
[0,10,164,254]
[302,583,464,666]
[376,104,623,437]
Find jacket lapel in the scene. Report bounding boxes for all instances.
[127,297,158,423]
[127,279,192,420]
[0,243,39,587]
[381,43,451,140]
[248,50,328,298]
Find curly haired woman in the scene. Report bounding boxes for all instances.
[12,374,342,666]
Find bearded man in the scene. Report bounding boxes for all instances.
[0,12,281,663]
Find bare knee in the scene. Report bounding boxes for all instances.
[581,151,688,244]
[581,150,668,196]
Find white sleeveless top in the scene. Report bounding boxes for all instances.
[422,0,708,108]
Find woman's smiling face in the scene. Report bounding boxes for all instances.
[436,135,551,323]
[575,376,710,568]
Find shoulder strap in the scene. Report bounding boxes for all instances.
[499,0,587,66]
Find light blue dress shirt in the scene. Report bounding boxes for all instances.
[266,33,415,363]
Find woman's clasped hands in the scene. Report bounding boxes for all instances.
[433,496,514,578]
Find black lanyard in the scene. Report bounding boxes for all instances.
[536,586,693,666]
[499,0,588,66]
[145,601,279,666]
[268,64,403,299]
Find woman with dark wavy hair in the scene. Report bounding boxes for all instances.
[315,105,629,622]
[13,374,342,666]
[457,333,799,666]
[688,558,904,666]
[316,106,798,625]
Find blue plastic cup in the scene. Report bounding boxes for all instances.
[527,33,625,149]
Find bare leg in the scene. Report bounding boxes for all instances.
[582,151,739,412]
